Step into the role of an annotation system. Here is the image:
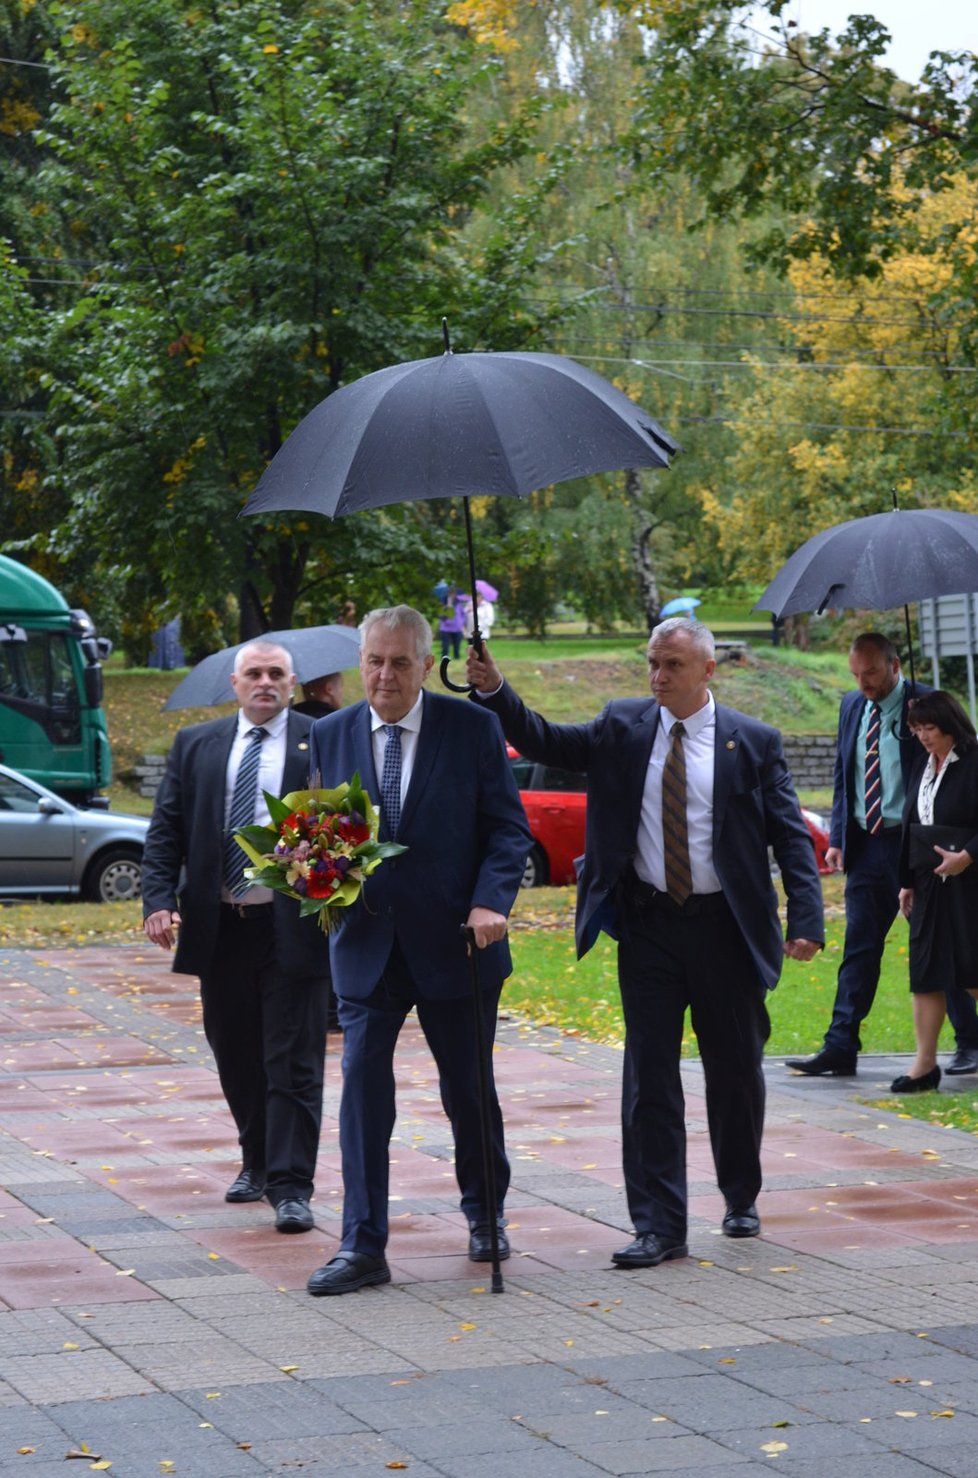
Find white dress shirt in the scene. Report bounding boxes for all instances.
[222,706,289,904]
[634,694,721,895]
[368,691,425,811]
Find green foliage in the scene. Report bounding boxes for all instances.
[2,0,566,650]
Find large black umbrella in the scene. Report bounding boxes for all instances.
[242,327,678,687]
[754,507,978,688]
[163,625,361,710]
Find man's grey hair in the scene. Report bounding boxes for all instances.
[649,616,716,659]
[233,639,295,676]
[360,605,433,662]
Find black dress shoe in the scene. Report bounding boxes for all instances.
[611,1233,687,1268]
[468,1223,510,1261]
[891,1065,941,1094]
[274,1198,315,1233]
[722,1204,760,1238]
[225,1169,266,1203]
[307,1252,391,1296]
[785,1049,856,1076]
[946,1047,978,1075]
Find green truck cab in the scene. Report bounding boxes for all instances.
[0,555,112,805]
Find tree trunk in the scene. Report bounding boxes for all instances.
[626,469,661,632]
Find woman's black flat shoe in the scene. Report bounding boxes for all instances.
[890,1066,942,1094]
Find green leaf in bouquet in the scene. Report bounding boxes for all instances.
[263,791,295,827]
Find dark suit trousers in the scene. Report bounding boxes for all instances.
[617,882,770,1240]
[199,906,329,1205]
[336,941,510,1257]
[825,829,978,1055]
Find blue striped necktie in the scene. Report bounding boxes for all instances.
[381,724,402,838]
[225,726,266,895]
[865,702,882,835]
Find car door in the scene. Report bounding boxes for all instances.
[0,769,78,895]
[528,763,587,885]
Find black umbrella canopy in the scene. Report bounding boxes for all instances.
[163,625,361,710]
[243,349,679,520]
[754,509,978,620]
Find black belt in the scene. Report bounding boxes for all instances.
[622,869,728,916]
[221,901,274,921]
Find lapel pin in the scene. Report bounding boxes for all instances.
[298,742,309,751]
[726,740,736,749]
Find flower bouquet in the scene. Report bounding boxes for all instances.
[233,773,406,932]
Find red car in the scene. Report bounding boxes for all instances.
[508,748,831,888]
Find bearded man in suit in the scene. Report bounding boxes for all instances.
[304,605,530,1296]
[466,617,823,1264]
[142,640,330,1234]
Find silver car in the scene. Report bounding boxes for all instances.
[0,764,148,902]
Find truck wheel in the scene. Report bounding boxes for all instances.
[520,845,547,889]
[83,848,143,903]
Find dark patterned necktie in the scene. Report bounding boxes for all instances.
[865,702,883,835]
[381,724,402,838]
[662,720,692,905]
[224,725,266,895]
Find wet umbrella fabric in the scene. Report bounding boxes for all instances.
[163,625,361,710]
[754,509,978,619]
[243,350,678,521]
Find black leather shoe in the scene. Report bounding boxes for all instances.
[307,1252,391,1296]
[274,1198,315,1233]
[468,1223,511,1261]
[225,1169,266,1203]
[722,1204,760,1238]
[946,1047,978,1075]
[611,1233,687,1268]
[891,1065,941,1094]
[786,1049,856,1076]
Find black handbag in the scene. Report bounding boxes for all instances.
[908,823,976,870]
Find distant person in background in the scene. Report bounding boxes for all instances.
[340,600,358,627]
[787,633,978,1078]
[894,692,978,1094]
[463,595,495,642]
[293,672,345,720]
[437,586,467,660]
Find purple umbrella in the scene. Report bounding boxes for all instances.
[475,579,498,603]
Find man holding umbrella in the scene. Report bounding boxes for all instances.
[787,632,978,1077]
[467,618,823,1262]
[305,606,531,1295]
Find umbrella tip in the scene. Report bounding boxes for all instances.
[442,317,452,354]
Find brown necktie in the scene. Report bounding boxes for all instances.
[662,721,692,905]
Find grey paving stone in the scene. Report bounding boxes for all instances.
[568,1432,746,1473]
[417,1448,612,1478]
[613,1373,818,1432]
[714,1419,901,1460]
[0,1351,154,1405]
[175,1380,369,1439]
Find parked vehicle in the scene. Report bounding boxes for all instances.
[509,748,832,889]
[0,555,113,805]
[0,763,147,902]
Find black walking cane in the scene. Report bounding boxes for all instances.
[460,924,505,1293]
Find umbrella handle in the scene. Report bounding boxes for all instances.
[439,656,475,694]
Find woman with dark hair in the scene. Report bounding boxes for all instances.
[894,691,978,1092]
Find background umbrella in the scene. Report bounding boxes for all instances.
[164,624,361,710]
[659,595,701,617]
[243,322,679,688]
[475,579,498,603]
[753,506,978,690]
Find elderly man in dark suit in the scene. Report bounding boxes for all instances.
[142,640,331,1234]
[305,605,531,1296]
[787,632,978,1077]
[466,617,824,1264]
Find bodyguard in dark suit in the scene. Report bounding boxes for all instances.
[305,606,531,1296]
[787,633,978,1076]
[467,617,824,1264]
[142,641,331,1233]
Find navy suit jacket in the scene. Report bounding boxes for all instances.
[141,710,329,979]
[830,681,929,866]
[477,683,824,993]
[308,691,531,1001]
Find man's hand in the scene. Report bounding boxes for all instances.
[933,845,972,880]
[465,644,503,695]
[784,938,821,962]
[144,908,181,951]
[824,846,843,873]
[899,887,914,918]
[466,906,508,949]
